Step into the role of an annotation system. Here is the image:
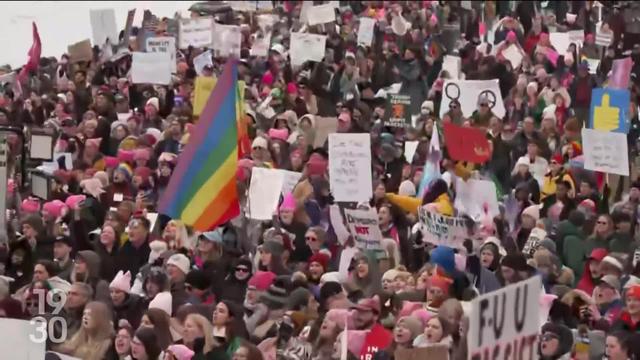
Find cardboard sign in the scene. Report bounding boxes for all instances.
[384,94,411,128]
[588,87,630,133]
[468,276,542,360]
[131,52,172,85]
[179,17,213,49]
[418,207,469,248]
[328,133,373,202]
[550,32,571,53]
[344,208,383,250]
[357,17,376,46]
[307,3,336,26]
[454,178,500,220]
[67,39,93,63]
[443,122,491,164]
[439,79,505,119]
[290,33,326,66]
[193,76,217,116]
[442,55,462,79]
[501,44,523,69]
[582,128,629,176]
[248,167,285,220]
[313,116,338,148]
[212,24,241,58]
[146,37,177,73]
[90,8,118,46]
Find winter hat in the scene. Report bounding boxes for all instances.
[93,171,109,188]
[117,149,135,164]
[522,204,541,221]
[541,322,574,356]
[200,228,224,243]
[261,240,285,257]
[287,287,311,310]
[480,237,507,257]
[149,240,168,264]
[64,194,86,210]
[21,198,40,213]
[134,166,153,184]
[268,127,289,142]
[110,270,132,293]
[166,253,191,275]
[279,192,296,212]
[320,272,342,284]
[308,253,330,272]
[166,344,195,360]
[146,97,159,110]
[506,30,517,42]
[286,82,297,95]
[104,156,119,169]
[80,178,106,198]
[247,271,277,291]
[134,148,151,162]
[115,163,133,182]
[42,200,67,219]
[429,274,453,293]
[398,180,416,197]
[185,269,211,291]
[430,246,456,275]
[148,291,173,316]
[144,128,162,145]
[601,255,624,272]
[396,316,423,339]
[251,136,268,150]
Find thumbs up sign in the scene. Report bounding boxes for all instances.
[593,93,620,131]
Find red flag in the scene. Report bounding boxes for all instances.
[443,122,491,164]
[18,22,42,82]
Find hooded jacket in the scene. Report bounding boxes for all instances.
[558,220,586,281]
[75,250,110,303]
[112,293,146,330]
[217,258,252,304]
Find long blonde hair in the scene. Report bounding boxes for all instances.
[56,301,114,360]
[185,313,219,353]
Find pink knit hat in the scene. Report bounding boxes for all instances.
[167,345,195,360]
[247,271,277,291]
[104,156,119,169]
[65,194,86,210]
[109,270,132,293]
[268,128,289,142]
[279,192,296,212]
[21,198,40,213]
[134,148,151,161]
[117,149,135,163]
[506,30,517,42]
[262,71,274,86]
[42,200,67,219]
[286,82,298,95]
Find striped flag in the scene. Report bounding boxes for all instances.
[417,125,442,198]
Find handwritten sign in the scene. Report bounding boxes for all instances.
[344,209,383,250]
[418,207,468,248]
[90,8,118,46]
[582,128,629,176]
[193,50,213,76]
[212,24,241,58]
[290,33,326,66]
[278,170,302,196]
[439,79,505,119]
[501,45,523,69]
[248,167,284,220]
[67,39,93,63]
[131,52,172,85]
[328,133,373,202]
[454,178,500,221]
[179,17,213,49]
[384,94,411,128]
[307,3,336,26]
[146,37,176,73]
[468,276,542,360]
[357,17,375,46]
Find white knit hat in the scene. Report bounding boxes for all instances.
[149,240,168,265]
[146,97,159,110]
[109,270,131,293]
[166,253,190,275]
[398,180,417,197]
[149,291,173,316]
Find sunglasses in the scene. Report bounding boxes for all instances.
[236,267,249,273]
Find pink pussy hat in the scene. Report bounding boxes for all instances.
[279,192,296,212]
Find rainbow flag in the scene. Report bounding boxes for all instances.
[158,61,240,231]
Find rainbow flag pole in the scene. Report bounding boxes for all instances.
[158,61,240,231]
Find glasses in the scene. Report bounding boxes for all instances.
[305,236,318,242]
[236,267,249,273]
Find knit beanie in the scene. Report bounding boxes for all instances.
[42,200,67,219]
[185,270,211,291]
[149,291,173,316]
[396,316,423,339]
[166,254,191,275]
[166,345,195,360]
[247,271,277,291]
[110,270,132,293]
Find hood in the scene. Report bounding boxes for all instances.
[77,250,101,279]
[556,220,582,238]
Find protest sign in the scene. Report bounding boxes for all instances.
[278,169,302,196]
[290,33,326,66]
[501,45,523,69]
[439,79,505,118]
[595,25,613,47]
[248,167,284,220]
[443,122,491,164]
[582,128,629,176]
[404,141,419,164]
[299,1,313,26]
[0,318,45,359]
[250,32,271,57]
[131,52,172,85]
[610,57,632,90]
[418,206,468,248]
[584,58,600,74]
[257,14,279,33]
[454,178,500,220]
[212,24,241,58]
[307,3,336,26]
[90,8,118,46]
[550,32,571,53]
[344,208,383,250]
[330,204,351,245]
[468,276,542,360]
[193,50,213,76]
[313,116,338,148]
[328,133,373,202]
[179,17,213,49]
[384,94,411,128]
[442,55,462,79]
[338,246,358,281]
[357,17,375,46]
[588,87,630,133]
[193,76,217,116]
[146,37,176,73]
[568,29,585,45]
[67,39,93,63]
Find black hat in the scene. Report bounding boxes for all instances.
[259,279,289,309]
[54,236,73,247]
[500,253,534,272]
[319,281,343,305]
[185,269,211,291]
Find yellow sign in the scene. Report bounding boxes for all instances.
[593,93,620,131]
[192,76,217,117]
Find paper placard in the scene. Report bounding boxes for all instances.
[179,17,213,49]
[582,128,629,176]
[290,32,327,66]
[418,207,469,248]
[357,17,376,46]
[344,208,383,250]
[585,58,600,74]
[404,141,419,163]
[313,116,338,148]
[588,87,630,133]
[90,8,118,46]
[454,178,500,220]
[248,167,285,220]
[257,14,279,33]
[338,246,358,280]
[501,44,523,69]
[193,76,217,116]
[384,94,411,128]
[68,39,93,63]
[307,3,336,26]
[0,319,45,359]
[468,276,542,358]
[568,30,585,44]
[251,32,272,57]
[439,79,505,119]
[193,50,213,76]
[330,204,351,245]
[131,52,172,85]
[146,37,177,73]
[328,133,373,202]
[278,170,302,196]
[212,24,241,58]
[550,32,571,53]
[442,55,462,79]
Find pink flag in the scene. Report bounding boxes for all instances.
[609,57,632,89]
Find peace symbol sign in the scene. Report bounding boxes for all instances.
[444,82,461,101]
[478,90,497,109]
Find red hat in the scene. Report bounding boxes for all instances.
[551,154,564,165]
[428,274,453,293]
[308,253,330,272]
[247,271,277,291]
[351,297,381,314]
[627,285,640,301]
[134,166,153,183]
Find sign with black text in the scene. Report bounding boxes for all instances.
[344,208,383,250]
[418,206,468,248]
[384,94,411,128]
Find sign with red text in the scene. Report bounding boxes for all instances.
[344,208,383,250]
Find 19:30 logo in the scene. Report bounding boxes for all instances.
[28,289,67,344]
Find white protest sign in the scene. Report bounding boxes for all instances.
[582,128,629,176]
[131,52,172,85]
[418,206,468,248]
[179,17,213,49]
[330,204,351,245]
[344,208,383,250]
[308,3,336,26]
[442,55,462,79]
[230,2,257,12]
[568,30,585,45]
[90,8,118,46]
[0,318,45,359]
[329,133,373,202]
[290,32,327,66]
[596,24,613,47]
[251,32,271,57]
[193,50,213,76]
[404,141,419,163]
[257,14,279,33]
[357,18,376,46]
[278,169,302,196]
[501,44,523,69]
[550,32,571,53]
[468,276,542,360]
[585,58,600,74]
[212,24,242,58]
[439,79,505,119]
[248,167,285,220]
[454,178,500,221]
[300,1,313,26]
[146,37,177,73]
